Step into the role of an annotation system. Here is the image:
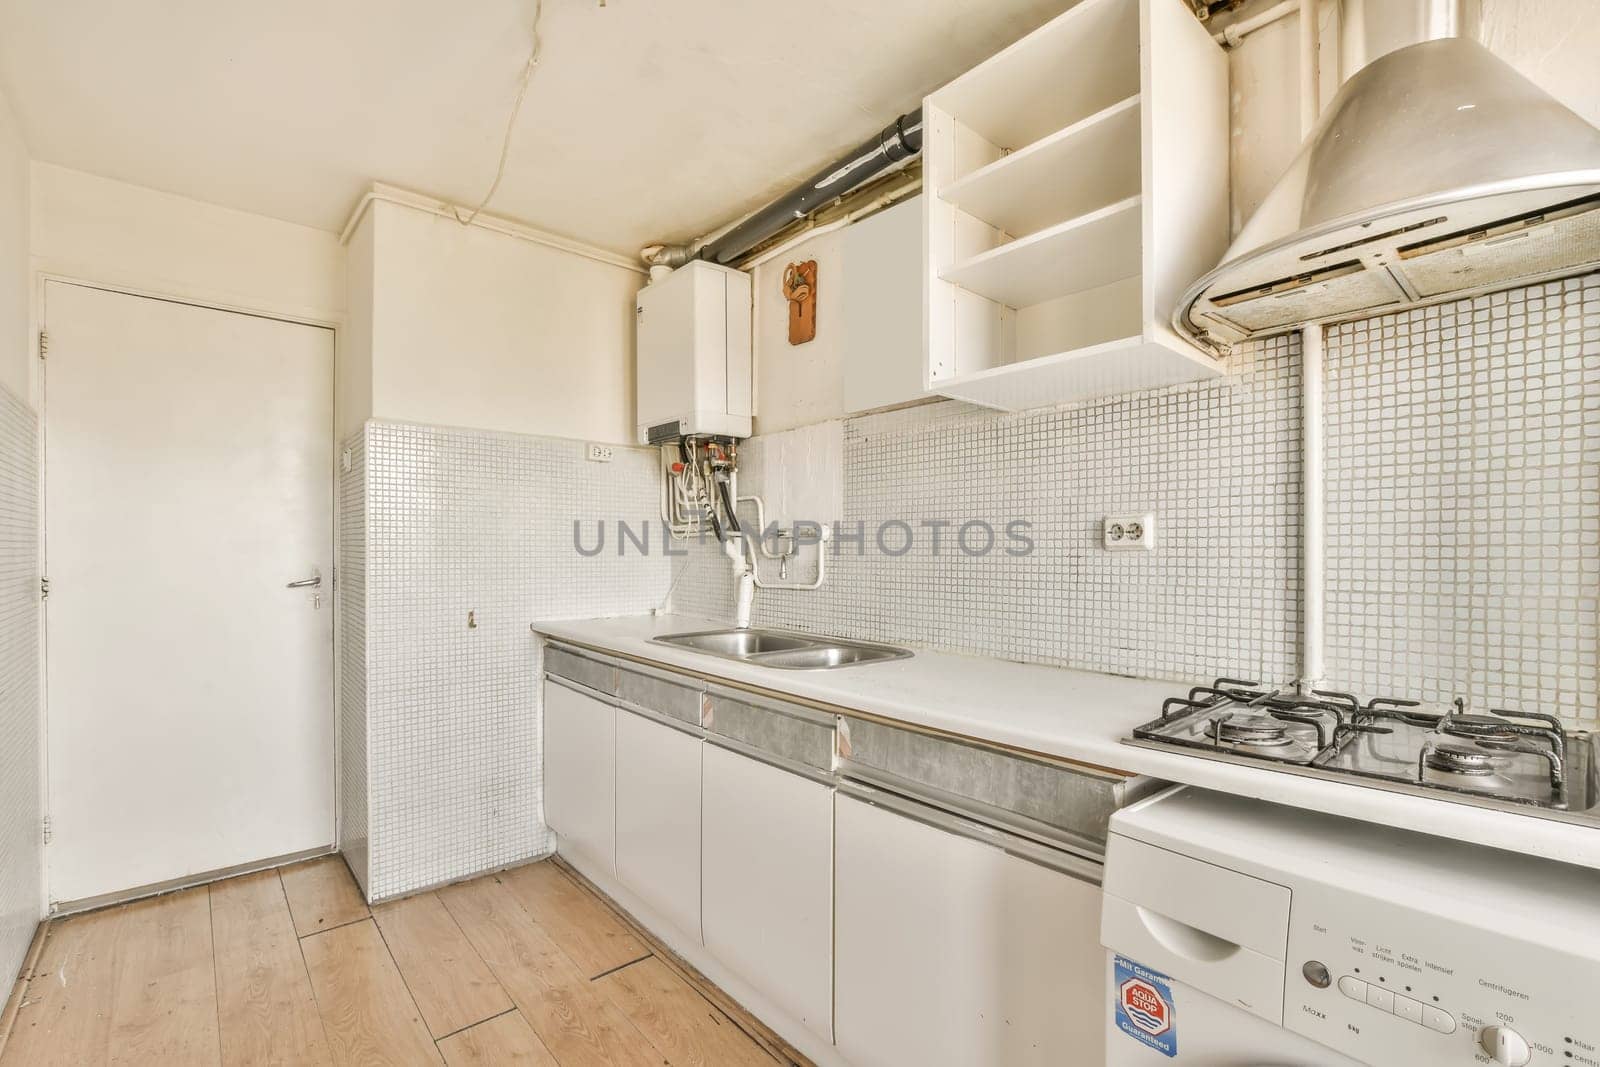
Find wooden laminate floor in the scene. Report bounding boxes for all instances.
[0,856,787,1067]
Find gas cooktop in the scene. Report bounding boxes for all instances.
[1126,679,1599,826]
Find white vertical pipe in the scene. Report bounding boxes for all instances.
[1301,327,1326,690]
[1298,0,1325,692]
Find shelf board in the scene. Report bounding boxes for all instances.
[929,335,1225,412]
[940,196,1143,309]
[941,95,1141,238]
[928,0,1140,151]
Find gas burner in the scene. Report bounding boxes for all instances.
[1130,678,1591,818]
[1423,742,1503,777]
[1211,713,1294,748]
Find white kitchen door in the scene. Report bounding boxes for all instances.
[43,281,336,907]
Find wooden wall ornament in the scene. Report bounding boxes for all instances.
[782,260,818,345]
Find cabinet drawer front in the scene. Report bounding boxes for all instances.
[701,743,833,1044]
[840,714,1123,851]
[544,645,617,695]
[615,709,702,943]
[835,794,1104,1067]
[704,686,834,772]
[616,662,703,726]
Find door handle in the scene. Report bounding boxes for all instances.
[286,572,322,589]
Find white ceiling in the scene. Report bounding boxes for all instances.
[0,0,1072,254]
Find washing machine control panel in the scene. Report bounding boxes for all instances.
[1284,881,1596,1066]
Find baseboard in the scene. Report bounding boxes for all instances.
[49,844,336,917]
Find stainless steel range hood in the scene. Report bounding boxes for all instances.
[1176,0,1600,350]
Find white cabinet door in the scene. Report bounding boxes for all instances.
[842,195,927,414]
[614,709,702,943]
[701,743,833,1043]
[542,680,615,874]
[44,281,335,904]
[835,794,1105,1067]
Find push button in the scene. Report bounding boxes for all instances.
[1422,1005,1457,1034]
[1393,994,1424,1025]
[1365,985,1395,1012]
[1337,975,1367,1001]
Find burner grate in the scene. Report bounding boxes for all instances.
[1135,679,1575,811]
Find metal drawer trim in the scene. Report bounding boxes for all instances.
[614,697,704,739]
[545,674,705,739]
[615,655,709,690]
[705,683,836,727]
[838,714,1129,847]
[837,780,1102,886]
[837,759,1106,862]
[544,644,619,694]
[531,633,1138,780]
[704,687,836,772]
[615,662,704,727]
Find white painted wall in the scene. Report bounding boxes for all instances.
[0,94,28,405]
[355,198,640,443]
[340,210,375,442]
[30,163,345,325]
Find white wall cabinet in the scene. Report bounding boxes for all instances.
[843,195,927,414]
[614,708,703,944]
[542,679,616,874]
[834,793,1106,1067]
[923,0,1229,411]
[701,743,834,1044]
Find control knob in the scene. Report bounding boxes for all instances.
[1478,1025,1531,1067]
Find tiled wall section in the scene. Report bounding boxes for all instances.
[0,386,39,987]
[336,431,369,896]
[674,332,1305,684]
[1325,277,1600,723]
[677,278,1600,725]
[360,421,668,899]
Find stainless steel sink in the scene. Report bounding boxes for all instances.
[655,629,814,656]
[749,645,905,669]
[652,628,912,670]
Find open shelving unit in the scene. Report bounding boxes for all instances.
[922,0,1231,411]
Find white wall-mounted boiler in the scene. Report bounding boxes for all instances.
[635,260,752,444]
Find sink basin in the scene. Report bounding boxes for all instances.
[652,628,912,670]
[747,645,907,670]
[655,629,814,656]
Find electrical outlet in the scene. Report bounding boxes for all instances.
[1103,513,1156,551]
[586,443,615,463]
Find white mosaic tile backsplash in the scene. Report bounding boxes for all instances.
[677,277,1600,726]
[675,332,1305,685]
[348,420,668,900]
[1325,277,1600,723]
[0,385,39,988]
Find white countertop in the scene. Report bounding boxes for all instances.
[533,613,1600,871]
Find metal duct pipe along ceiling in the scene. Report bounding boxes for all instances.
[692,109,923,267]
